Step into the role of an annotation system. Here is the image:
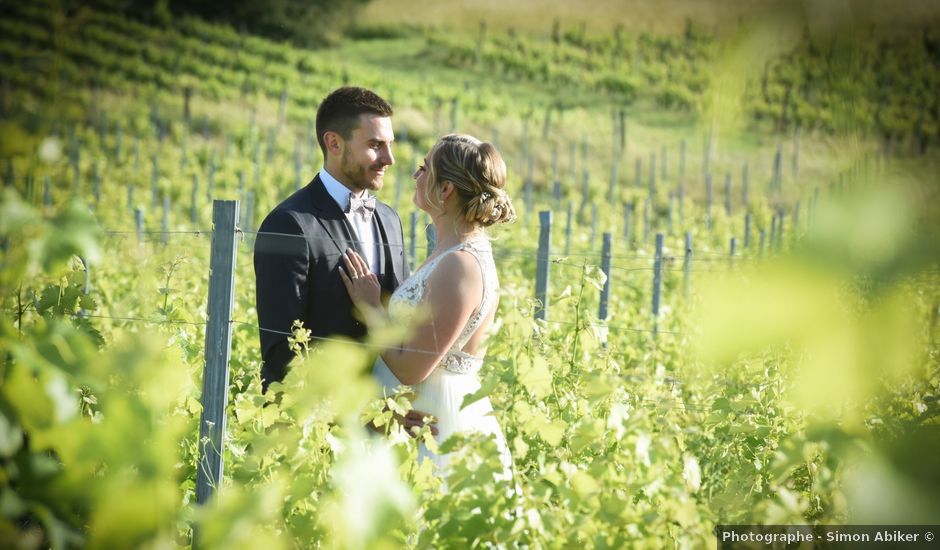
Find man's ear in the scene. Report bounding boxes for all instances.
[323,131,343,157]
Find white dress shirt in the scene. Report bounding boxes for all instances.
[319,168,380,275]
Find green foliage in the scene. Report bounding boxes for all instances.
[1,2,938,547]
[0,193,196,549]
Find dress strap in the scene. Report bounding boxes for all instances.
[447,239,497,355]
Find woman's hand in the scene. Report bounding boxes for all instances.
[339,249,382,312]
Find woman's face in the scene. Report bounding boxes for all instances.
[412,154,431,212]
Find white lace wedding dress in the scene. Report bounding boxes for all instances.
[371,237,513,480]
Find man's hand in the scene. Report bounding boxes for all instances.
[401,409,439,437]
[367,407,439,438]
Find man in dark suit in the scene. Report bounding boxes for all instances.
[254,86,409,395]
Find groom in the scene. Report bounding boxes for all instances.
[254,86,408,395]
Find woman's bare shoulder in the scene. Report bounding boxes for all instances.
[426,250,483,293]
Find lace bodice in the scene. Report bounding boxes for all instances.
[389,237,498,375]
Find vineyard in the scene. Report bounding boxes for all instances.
[2,0,940,548]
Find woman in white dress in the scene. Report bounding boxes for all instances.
[339,133,515,478]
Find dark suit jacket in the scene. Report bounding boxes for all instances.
[253,175,409,393]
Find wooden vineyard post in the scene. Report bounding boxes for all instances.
[393,158,403,212]
[793,201,801,242]
[71,150,80,197]
[683,232,692,301]
[92,162,100,209]
[182,129,194,171]
[135,208,144,244]
[196,200,239,506]
[623,201,633,245]
[679,139,686,179]
[307,119,316,165]
[551,152,561,210]
[191,174,199,225]
[773,144,782,192]
[598,232,612,322]
[78,257,91,319]
[161,195,170,246]
[769,213,777,249]
[564,201,573,257]
[207,154,215,201]
[619,110,627,156]
[278,88,289,133]
[151,156,159,208]
[244,191,255,233]
[535,211,552,322]
[744,213,752,249]
[793,126,801,177]
[776,211,785,251]
[652,233,664,338]
[661,144,667,181]
[579,168,590,218]
[183,86,192,127]
[759,228,767,258]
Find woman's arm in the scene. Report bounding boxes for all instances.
[339,248,483,385]
[381,251,482,385]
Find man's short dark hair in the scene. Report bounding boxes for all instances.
[316,86,393,159]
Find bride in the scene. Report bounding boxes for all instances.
[339,133,515,478]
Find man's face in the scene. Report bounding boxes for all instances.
[336,114,394,194]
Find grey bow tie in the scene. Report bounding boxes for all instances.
[348,194,376,220]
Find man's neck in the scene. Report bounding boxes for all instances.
[322,165,365,197]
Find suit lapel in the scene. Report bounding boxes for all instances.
[374,204,403,289]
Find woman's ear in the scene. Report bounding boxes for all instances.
[440,181,456,200]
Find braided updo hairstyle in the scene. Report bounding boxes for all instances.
[424,134,516,227]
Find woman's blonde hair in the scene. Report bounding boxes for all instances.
[423,134,516,227]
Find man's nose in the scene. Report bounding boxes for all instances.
[381,145,394,166]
